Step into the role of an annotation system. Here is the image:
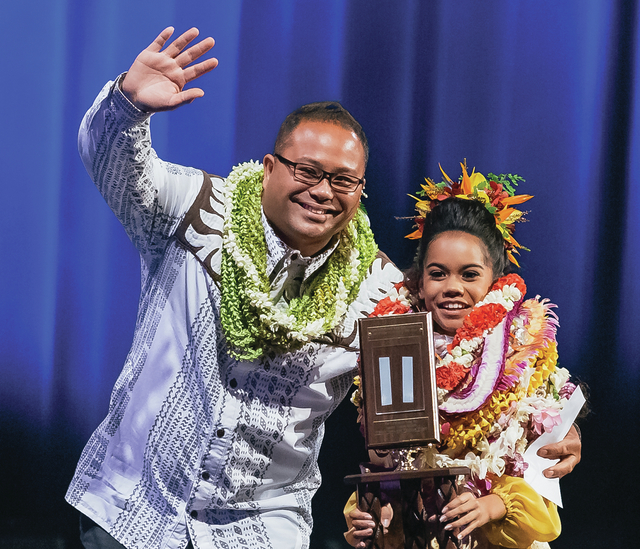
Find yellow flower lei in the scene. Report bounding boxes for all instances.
[442,340,559,455]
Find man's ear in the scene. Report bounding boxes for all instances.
[262,154,275,189]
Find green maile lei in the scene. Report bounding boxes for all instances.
[220,161,378,360]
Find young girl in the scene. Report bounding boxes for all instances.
[345,164,581,549]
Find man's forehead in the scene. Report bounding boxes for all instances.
[284,121,364,156]
[289,120,356,138]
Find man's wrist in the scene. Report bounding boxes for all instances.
[111,73,153,123]
[572,422,582,441]
[115,73,150,114]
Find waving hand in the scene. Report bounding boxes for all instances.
[121,27,218,112]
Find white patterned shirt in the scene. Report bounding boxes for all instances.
[66,77,402,549]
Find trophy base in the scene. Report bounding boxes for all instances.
[344,467,473,549]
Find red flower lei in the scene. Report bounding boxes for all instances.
[436,362,469,391]
[449,303,508,350]
[369,282,412,317]
[436,275,525,391]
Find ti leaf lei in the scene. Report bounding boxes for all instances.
[220,161,378,360]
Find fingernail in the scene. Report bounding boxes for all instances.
[440,515,447,523]
[544,470,554,478]
[444,524,452,531]
[538,449,548,456]
[381,519,390,527]
[441,507,448,514]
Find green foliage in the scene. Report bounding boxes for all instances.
[487,172,526,196]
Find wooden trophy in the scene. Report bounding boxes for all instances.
[344,312,471,549]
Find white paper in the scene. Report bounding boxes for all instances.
[523,386,586,507]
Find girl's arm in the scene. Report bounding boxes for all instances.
[441,475,561,546]
[481,475,561,548]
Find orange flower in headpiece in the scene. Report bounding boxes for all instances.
[406,161,533,266]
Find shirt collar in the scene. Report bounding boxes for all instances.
[261,208,340,282]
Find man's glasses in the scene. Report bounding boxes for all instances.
[274,154,365,193]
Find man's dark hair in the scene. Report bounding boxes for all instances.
[274,101,369,167]
[404,197,512,301]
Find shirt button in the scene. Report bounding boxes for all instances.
[229,378,237,388]
[190,510,198,519]
[201,471,210,480]
[216,428,225,438]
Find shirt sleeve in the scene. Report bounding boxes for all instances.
[481,475,561,548]
[77,75,205,263]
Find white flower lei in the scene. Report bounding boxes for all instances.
[222,161,362,343]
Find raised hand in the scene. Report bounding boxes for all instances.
[121,27,218,112]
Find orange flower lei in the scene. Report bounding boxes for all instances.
[369,282,412,317]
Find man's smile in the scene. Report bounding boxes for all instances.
[299,201,336,216]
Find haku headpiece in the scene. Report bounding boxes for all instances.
[406,161,533,266]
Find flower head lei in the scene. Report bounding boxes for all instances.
[406,161,533,267]
[220,161,378,360]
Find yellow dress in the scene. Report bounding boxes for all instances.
[481,475,560,548]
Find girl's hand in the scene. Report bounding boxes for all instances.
[440,493,506,540]
[346,504,393,548]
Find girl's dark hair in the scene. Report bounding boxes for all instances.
[404,197,512,300]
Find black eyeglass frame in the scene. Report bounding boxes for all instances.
[274,153,365,193]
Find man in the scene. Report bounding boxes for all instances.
[67,27,581,549]
[67,26,401,549]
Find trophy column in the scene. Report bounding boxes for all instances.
[346,313,474,548]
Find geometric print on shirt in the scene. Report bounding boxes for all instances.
[112,264,225,546]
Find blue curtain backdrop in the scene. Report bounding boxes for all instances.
[1,1,638,547]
